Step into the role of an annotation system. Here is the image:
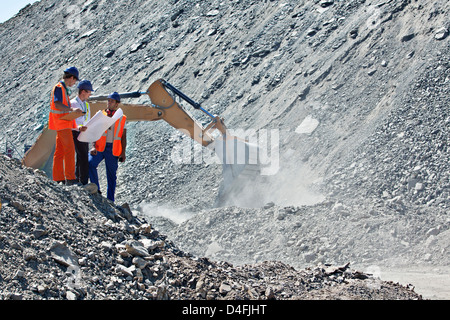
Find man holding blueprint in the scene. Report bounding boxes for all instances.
[78,92,127,202]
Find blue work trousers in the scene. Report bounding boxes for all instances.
[89,143,118,202]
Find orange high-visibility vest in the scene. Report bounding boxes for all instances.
[95,114,127,157]
[48,82,74,131]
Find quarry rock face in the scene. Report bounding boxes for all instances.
[0,0,449,300]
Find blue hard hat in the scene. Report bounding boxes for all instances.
[108,92,121,102]
[77,79,94,91]
[64,66,79,80]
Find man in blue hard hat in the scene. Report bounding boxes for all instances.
[89,92,127,202]
[71,79,94,185]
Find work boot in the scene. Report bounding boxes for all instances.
[83,183,98,194]
[65,179,79,186]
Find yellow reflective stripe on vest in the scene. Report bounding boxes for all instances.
[84,102,90,122]
[49,109,69,114]
[112,116,126,157]
[114,117,125,140]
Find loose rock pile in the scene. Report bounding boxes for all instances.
[0,0,448,300]
[0,155,421,300]
[323,49,449,209]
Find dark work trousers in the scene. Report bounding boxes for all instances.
[72,130,89,185]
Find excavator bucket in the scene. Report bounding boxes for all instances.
[21,125,56,176]
[213,134,261,206]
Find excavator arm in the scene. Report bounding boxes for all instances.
[87,79,226,147]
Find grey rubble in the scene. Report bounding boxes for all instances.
[0,155,420,300]
[0,0,449,300]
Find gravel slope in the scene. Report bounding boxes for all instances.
[0,0,448,299]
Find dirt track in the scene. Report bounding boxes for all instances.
[379,267,450,300]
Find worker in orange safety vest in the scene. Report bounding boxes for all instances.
[48,67,84,185]
[88,92,127,202]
